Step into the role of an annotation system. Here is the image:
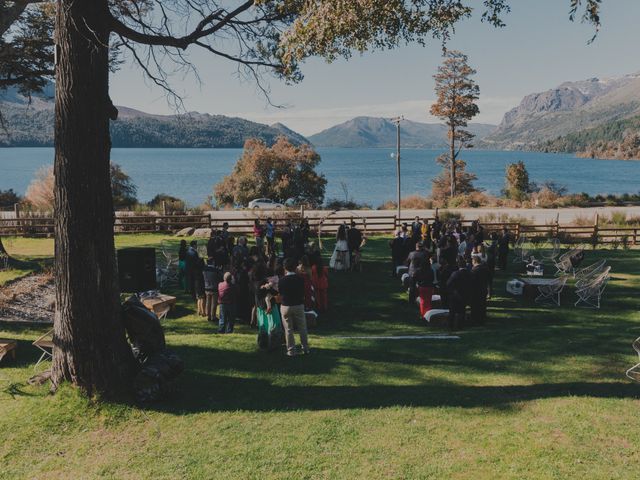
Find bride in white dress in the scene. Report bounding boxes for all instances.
[330,224,350,271]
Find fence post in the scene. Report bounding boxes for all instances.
[634,228,637,246]
[515,223,520,239]
[162,200,167,215]
[393,215,397,230]
[592,212,599,249]
[13,203,20,219]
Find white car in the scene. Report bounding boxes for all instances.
[247,198,284,210]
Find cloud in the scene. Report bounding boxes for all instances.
[235,96,520,135]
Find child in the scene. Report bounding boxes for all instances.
[217,272,237,333]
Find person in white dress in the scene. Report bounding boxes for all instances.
[330,224,350,271]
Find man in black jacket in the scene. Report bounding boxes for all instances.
[446,257,471,331]
[278,257,309,356]
[469,256,490,326]
[347,221,363,266]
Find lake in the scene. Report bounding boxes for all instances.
[1,147,638,207]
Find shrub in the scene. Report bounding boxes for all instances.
[325,199,372,210]
[378,195,433,210]
[25,166,55,211]
[0,189,22,209]
[147,194,186,213]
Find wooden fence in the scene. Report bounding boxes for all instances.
[1,211,638,246]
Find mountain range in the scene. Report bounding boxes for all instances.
[0,86,308,148]
[308,117,496,148]
[483,73,640,151]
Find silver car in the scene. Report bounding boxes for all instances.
[247,198,284,210]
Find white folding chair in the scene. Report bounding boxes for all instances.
[574,268,610,309]
[554,248,583,277]
[32,329,54,370]
[626,336,640,383]
[540,238,560,262]
[535,276,568,306]
[575,260,607,289]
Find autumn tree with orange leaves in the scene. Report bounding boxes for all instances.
[430,50,480,199]
[215,137,327,208]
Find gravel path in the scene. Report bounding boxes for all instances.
[0,274,54,324]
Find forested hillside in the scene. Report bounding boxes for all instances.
[541,115,640,160]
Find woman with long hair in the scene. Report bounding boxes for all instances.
[311,256,329,312]
[330,223,350,271]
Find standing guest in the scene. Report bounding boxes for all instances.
[330,224,350,271]
[390,229,405,276]
[446,257,471,331]
[486,232,498,298]
[279,257,309,356]
[497,227,511,270]
[194,258,206,317]
[297,256,315,310]
[437,259,455,307]
[457,234,467,259]
[441,236,458,267]
[432,214,442,241]
[206,230,217,259]
[475,225,485,245]
[421,220,431,249]
[253,219,265,254]
[217,272,237,333]
[232,236,249,269]
[311,256,329,313]
[202,257,222,323]
[411,216,422,242]
[347,220,363,266]
[406,241,427,304]
[235,261,253,324]
[178,240,188,291]
[265,218,276,256]
[415,255,435,319]
[185,240,200,299]
[470,255,490,326]
[281,225,293,259]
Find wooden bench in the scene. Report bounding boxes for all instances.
[141,294,177,320]
[0,339,17,363]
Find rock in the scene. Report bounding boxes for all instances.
[192,228,212,238]
[175,227,195,237]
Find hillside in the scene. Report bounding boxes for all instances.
[0,87,308,148]
[483,73,640,150]
[541,115,640,160]
[308,116,496,148]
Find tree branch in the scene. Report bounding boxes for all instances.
[0,0,40,35]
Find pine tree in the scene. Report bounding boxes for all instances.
[430,50,480,198]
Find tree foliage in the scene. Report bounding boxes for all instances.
[0,188,20,208]
[110,163,138,209]
[430,154,478,203]
[0,3,53,95]
[503,161,534,201]
[430,49,479,197]
[24,163,138,210]
[215,136,326,207]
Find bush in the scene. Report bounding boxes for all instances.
[0,189,22,209]
[378,195,433,210]
[325,198,372,210]
[147,194,186,213]
[25,166,55,211]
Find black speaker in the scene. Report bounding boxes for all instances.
[118,248,156,292]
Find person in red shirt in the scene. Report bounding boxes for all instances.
[217,272,237,333]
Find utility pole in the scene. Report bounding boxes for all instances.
[391,116,403,227]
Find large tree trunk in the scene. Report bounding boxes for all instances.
[51,0,133,395]
[449,124,456,198]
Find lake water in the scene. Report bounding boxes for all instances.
[1,147,639,207]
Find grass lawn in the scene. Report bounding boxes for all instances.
[1,234,639,479]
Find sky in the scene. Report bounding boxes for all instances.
[109,0,640,136]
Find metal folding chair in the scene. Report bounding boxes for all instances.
[554,248,583,276]
[32,329,54,369]
[574,268,610,309]
[626,336,640,383]
[575,260,607,289]
[535,276,568,306]
[540,238,560,262]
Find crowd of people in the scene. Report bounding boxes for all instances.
[391,215,512,330]
[177,218,329,356]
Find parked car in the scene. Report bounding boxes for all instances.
[247,198,284,210]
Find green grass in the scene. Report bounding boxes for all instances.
[1,235,640,479]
